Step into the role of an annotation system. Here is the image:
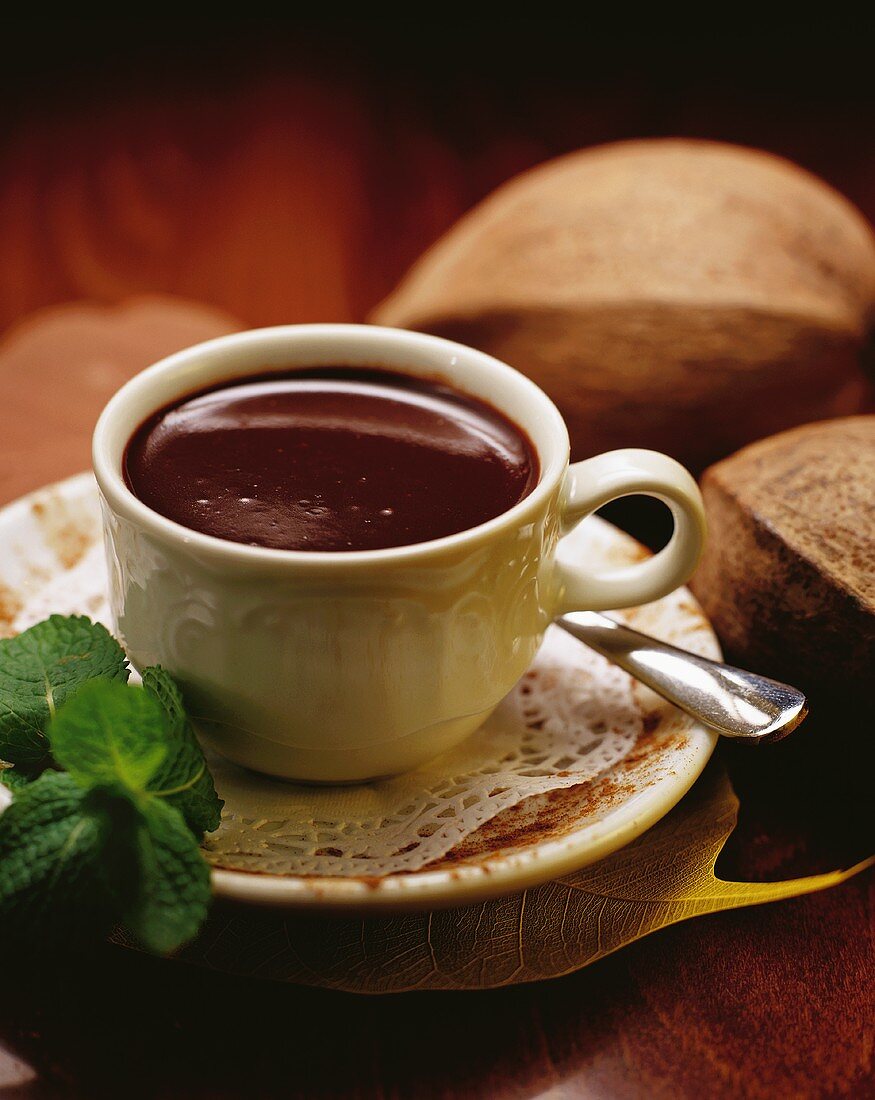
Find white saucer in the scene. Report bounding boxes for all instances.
[0,474,719,913]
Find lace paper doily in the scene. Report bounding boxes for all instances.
[0,476,709,879]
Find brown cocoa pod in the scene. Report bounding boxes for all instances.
[373,139,875,472]
[691,416,875,696]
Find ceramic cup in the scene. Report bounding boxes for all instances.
[93,325,706,782]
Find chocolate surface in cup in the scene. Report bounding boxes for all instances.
[123,368,539,551]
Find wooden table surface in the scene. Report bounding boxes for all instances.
[0,27,871,1098]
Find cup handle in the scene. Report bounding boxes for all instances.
[553,449,707,613]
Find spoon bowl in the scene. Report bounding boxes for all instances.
[559,611,807,743]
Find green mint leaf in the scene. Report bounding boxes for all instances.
[0,771,121,944]
[0,616,128,772]
[141,666,223,835]
[124,797,212,954]
[0,623,217,955]
[49,680,168,793]
[0,765,35,790]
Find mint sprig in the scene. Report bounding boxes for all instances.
[127,798,212,954]
[0,616,223,954]
[0,772,122,943]
[0,615,129,772]
[50,679,169,791]
[142,666,223,835]
[0,763,34,789]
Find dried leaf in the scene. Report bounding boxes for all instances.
[159,762,872,991]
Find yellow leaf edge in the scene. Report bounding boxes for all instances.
[493,761,875,990]
[545,855,875,986]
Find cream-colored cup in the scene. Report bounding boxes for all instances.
[93,325,706,782]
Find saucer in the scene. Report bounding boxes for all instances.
[0,474,720,913]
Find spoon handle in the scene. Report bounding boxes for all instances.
[557,611,807,743]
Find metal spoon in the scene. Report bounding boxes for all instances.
[558,611,807,743]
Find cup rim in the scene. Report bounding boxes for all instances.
[92,324,570,569]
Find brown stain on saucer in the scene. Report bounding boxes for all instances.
[0,582,22,638]
[420,724,686,872]
[30,494,94,570]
